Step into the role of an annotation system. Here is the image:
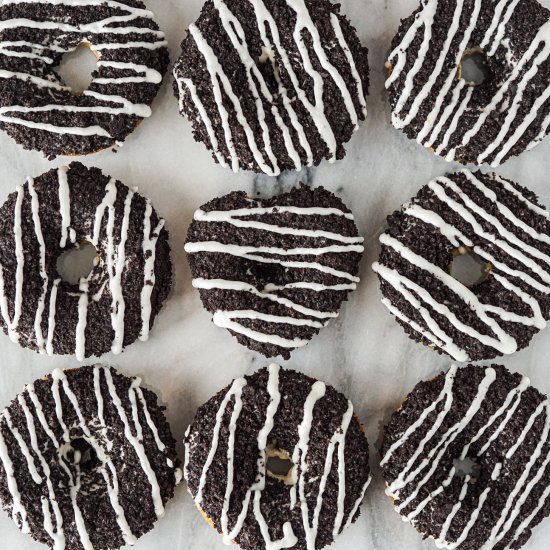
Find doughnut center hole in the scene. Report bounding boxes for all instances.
[257,46,280,94]
[267,456,293,476]
[57,43,97,94]
[459,48,490,86]
[265,444,296,485]
[453,456,481,481]
[57,241,98,285]
[61,438,100,472]
[450,247,491,287]
[250,263,286,287]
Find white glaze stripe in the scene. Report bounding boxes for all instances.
[194,208,363,243]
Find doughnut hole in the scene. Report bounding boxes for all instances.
[453,456,481,482]
[57,42,99,95]
[60,437,101,473]
[449,246,492,287]
[249,262,287,287]
[56,241,99,285]
[257,46,281,96]
[266,443,296,486]
[458,48,491,86]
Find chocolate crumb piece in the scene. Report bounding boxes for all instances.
[373,169,550,362]
[185,364,371,550]
[0,365,182,549]
[184,184,364,359]
[0,0,169,158]
[173,0,369,175]
[386,0,550,166]
[0,161,172,360]
[381,363,550,550]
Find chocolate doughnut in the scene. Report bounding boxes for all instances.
[172,0,369,175]
[381,363,550,549]
[184,364,371,550]
[372,169,550,362]
[0,365,182,549]
[386,0,550,166]
[0,0,169,158]
[184,185,364,359]
[0,162,172,360]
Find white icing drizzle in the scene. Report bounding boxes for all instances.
[57,166,74,248]
[0,167,166,360]
[174,0,366,174]
[387,0,550,165]
[0,0,166,142]
[0,185,25,343]
[373,170,550,361]
[194,207,363,244]
[139,199,164,342]
[0,417,31,534]
[186,199,362,351]
[188,365,368,548]
[212,310,322,348]
[382,365,550,550]
[28,177,49,354]
[101,367,166,517]
[25,381,91,548]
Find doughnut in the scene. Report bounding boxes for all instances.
[0,0,169,158]
[386,0,550,166]
[184,185,364,359]
[372,169,550,362]
[380,363,550,549]
[172,0,369,175]
[184,364,371,550]
[0,161,172,360]
[0,365,182,549]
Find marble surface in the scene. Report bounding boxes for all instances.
[0,0,549,548]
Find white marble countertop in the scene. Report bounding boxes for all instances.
[0,0,549,548]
